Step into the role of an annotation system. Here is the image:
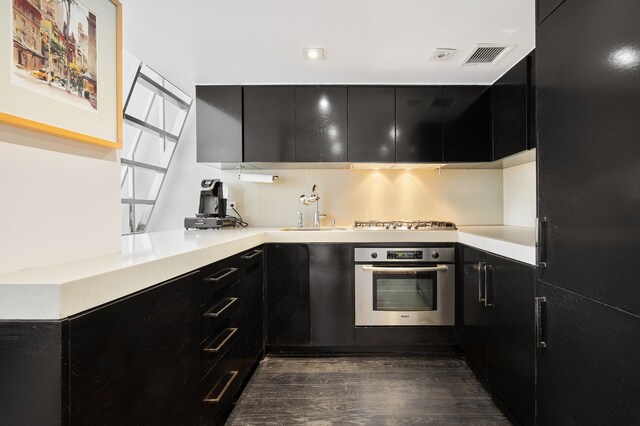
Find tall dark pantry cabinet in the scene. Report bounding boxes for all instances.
[536,0,640,423]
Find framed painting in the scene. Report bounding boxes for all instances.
[0,0,122,149]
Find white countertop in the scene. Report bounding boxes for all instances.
[0,226,535,320]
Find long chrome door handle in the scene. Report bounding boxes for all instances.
[484,264,493,308]
[535,297,547,348]
[203,297,238,318]
[477,262,486,304]
[362,265,449,273]
[538,217,548,268]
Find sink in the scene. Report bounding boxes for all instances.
[280,227,347,231]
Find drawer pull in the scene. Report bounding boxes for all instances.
[206,268,238,284]
[242,249,263,260]
[203,371,239,404]
[203,328,238,353]
[204,297,238,318]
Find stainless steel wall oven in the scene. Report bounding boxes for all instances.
[354,247,455,326]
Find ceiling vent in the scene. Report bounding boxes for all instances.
[462,43,514,65]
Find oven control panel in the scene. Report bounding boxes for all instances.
[354,247,455,263]
[387,250,423,260]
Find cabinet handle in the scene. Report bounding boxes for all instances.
[241,249,263,260]
[363,265,448,273]
[203,371,239,404]
[203,297,238,318]
[477,262,486,304]
[535,297,547,348]
[484,264,493,308]
[538,217,548,268]
[203,328,238,353]
[206,267,238,284]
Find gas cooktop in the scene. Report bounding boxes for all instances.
[353,220,457,231]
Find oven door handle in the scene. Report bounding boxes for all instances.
[361,265,449,272]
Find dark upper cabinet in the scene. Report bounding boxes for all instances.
[395,87,444,162]
[486,253,535,426]
[536,281,640,424]
[492,55,533,160]
[537,0,640,315]
[295,86,348,162]
[442,86,492,162]
[196,86,242,162]
[68,271,201,425]
[265,244,310,348]
[461,245,489,384]
[309,244,354,346]
[348,87,396,163]
[537,0,566,24]
[243,86,296,162]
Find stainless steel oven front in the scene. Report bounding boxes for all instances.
[354,247,455,326]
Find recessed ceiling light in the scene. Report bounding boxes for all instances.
[302,47,325,61]
[430,48,457,62]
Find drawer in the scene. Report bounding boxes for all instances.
[201,281,243,341]
[241,248,263,268]
[201,262,240,303]
[201,325,241,379]
[199,348,243,425]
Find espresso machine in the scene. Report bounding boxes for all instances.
[184,179,236,229]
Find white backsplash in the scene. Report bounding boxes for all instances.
[221,168,505,228]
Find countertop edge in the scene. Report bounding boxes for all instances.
[0,226,536,320]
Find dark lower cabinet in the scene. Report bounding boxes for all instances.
[0,247,266,426]
[0,321,65,426]
[488,254,535,426]
[461,245,536,425]
[309,244,354,347]
[69,270,202,425]
[442,86,492,162]
[265,244,310,349]
[537,0,565,24]
[536,280,640,425]
[461,245,488,384]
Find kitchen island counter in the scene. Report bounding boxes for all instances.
[0,226,535,319]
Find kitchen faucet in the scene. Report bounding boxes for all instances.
[299,184,326,228]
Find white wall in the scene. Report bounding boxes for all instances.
[0,125,120,274]
[221,168,504,227]
[503,161,537,227]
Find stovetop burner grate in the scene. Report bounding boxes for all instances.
[353,220,457,230]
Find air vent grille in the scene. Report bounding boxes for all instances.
[462,44,513,65]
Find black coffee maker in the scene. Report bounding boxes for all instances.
[197,179,226,218]
[185,179,236,229]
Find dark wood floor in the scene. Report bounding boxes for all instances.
[226,355,510,425]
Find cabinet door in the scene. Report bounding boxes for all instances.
[443,86,491,162]
[492,56,530,161]
[196,86,242,162]
[295,87,348,162]
[68,271,201,425]
[265,244,310,347]
[537,0,640,315]
[486,254,535,426]
[537,0,566,24]
[461,246,488,384]
[241,248,264,361]
[536,281,640,424]
[395,87,443,162]
[309,244,354,346]
[243,86,295,162]
[348,87,396,163]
